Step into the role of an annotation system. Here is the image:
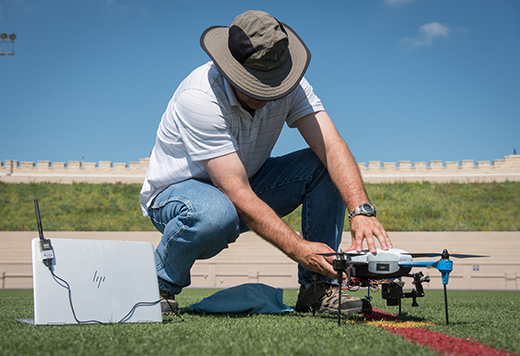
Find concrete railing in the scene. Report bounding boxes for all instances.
[358,154,520,183]
[1,231,519,291]
[1,154,520,183]
[0,158,150,184]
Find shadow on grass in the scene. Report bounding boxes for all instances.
[174,305,437,325]
[161,316,186,324]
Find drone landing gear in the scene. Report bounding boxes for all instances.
[311,254,373,326]
[332,254,372,326]
[334,254,348,326]
[444,284,449,325]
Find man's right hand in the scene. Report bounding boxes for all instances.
[290,239,345,280]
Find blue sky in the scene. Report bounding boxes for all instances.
[1,0,519,166]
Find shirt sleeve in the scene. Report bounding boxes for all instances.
[285,77,325,128]
[173,88,238,161]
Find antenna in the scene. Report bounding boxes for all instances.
[34,198,54,267]
[34,198,45,240]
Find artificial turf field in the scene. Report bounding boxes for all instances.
[1,288,519,356]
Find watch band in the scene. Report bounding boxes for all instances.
[348,203,377,221]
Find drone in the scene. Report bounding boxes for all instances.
[315,248,487,326]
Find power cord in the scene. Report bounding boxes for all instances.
[47,265,163,324]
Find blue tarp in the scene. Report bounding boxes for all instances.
[189,283,294,314]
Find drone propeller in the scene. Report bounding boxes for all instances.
[316,250,367,257]
[316,251,369,269]
[410,252,488,259]
[317,249,370,257]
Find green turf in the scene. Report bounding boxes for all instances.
[1,289,519,356]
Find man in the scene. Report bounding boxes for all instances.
[140,10,392,315]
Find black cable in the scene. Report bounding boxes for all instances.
[50,267,105,324]
[49,266,164,324]
[118,300,162,323]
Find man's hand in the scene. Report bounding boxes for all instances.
[348,215,392,253]
[290,240,345,280]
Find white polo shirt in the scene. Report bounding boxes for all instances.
[140,61,324,215]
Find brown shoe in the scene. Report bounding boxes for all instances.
[160,290,179,316]
[295,282,363,314]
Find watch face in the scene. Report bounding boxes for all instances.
[362,203,374,214]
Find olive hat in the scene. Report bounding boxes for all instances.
[200,10,311,101]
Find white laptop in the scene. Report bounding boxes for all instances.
[19,237,162,325]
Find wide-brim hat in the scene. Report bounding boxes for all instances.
[200,10,311,101]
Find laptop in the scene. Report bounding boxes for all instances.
[18,237,162,325]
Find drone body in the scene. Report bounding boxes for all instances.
[348,248,413,279]
[318,248,487,326]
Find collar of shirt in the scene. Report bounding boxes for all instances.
[223,78,276,117]
[224,78,240,107]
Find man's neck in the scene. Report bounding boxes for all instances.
[242,105,256,117]
[231,86,267,117]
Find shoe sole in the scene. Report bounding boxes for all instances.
[319,306,363,315]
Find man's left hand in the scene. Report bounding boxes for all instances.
[348,216,392,253]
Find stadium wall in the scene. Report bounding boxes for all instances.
[1,154,520,184]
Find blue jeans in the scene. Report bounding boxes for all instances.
[148,148,346,295]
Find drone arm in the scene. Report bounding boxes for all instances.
[398,261,436,268]
[399,260,453,285]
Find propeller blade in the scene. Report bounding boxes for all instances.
[410,253,488,259]
[450,253,489,259]
[410,253,441,258]
[316,251,365,257]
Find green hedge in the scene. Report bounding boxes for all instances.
[1,181,519,231]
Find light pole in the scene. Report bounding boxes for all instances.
[0,33,17,55]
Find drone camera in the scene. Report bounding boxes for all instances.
[381,283,403,306]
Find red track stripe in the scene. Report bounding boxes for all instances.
[384,326,518,356]
[363,308,400,321]
[363,309,518,356]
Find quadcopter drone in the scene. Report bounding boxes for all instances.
[315,248,487,326]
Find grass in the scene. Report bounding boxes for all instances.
[368,181,520,231]
[1,288,519,356]
[283,181,520,231]
[1,181,519,231]
[0,182,151,231]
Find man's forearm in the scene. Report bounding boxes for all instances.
[230,188,339,279]
[297,111,370,212]
[230,187,302,258]
[324,138,370,212]
[296,111,392,253]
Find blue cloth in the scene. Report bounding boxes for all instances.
[188,283,294,314]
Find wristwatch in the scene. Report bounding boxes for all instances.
[348,203,377,221]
